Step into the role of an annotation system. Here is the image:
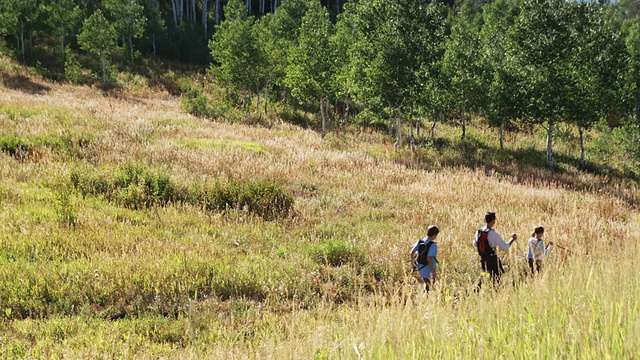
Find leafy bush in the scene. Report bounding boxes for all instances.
[70,164,294,219]
[181,80,215,119]
[306,239,366,267]
[71,163,181,209]
[0,135,31,157]
[55,188,78,228]
[200,180,294,220]
[64,51,86,85]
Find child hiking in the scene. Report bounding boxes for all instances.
[527,226,553,274]
[411,225,440,292]
[474,212,517,284]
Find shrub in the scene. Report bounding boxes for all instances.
[70,164,293,219]
[64,51,86,85]
[181,81,214,119]
[0,135,31,157]
[54,188,78,228]
[306,239,366,267]
[70,163,181,209]
[200,180,294,220]
[113,163,180,208]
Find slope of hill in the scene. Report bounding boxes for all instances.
[1,68,639,358]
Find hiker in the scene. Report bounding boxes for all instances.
[474,212,517,283]
[527,226,553,274]
[411,225,440,292]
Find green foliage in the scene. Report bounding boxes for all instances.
[54,187,78,228]
[71,163,179,209]
[480,0,521,133]
[285,1,335,105]
[181,81,215,118]
[42,0,83,56]
[77,9,117,84]
[209,0,265,104]
[70,163,293,220]
[63,50,87,84]
[0,0,38,60]
[259,0,311,91]
[306,239,366,267]
[103,0,147,59]
[443,1,488,115]
[0,132,93,160]
[0,134,31,157]
[199,180,294,221]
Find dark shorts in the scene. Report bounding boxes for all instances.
[528,259,543,274]
[481,254,504,280]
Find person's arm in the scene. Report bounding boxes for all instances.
[545,241,553,257]
[490,231,515,252]
[427,256,436,281]
[410,250,418,269]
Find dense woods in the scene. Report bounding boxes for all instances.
[1,0,640,169]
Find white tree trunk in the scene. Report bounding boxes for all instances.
[343,93,349,131]
[410,120,416,153]
[547,120,554,169]
[499,122,504,151]
[579,126,585,167]
[215,0,220,24]
[203,0,209,40]
[20,21,26,60]
[171,0,178,26]
[326,98,331,134]
[429,121,436,142]
[634,94,640,148]
[460,111,466,152]
[191,0,196,30]
[179,0,184,24]
[100,55,106,84]
[395,112,402,150]
[320,98,327,137]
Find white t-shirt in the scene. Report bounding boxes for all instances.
[473,226,511,252]
[527,238,552,260]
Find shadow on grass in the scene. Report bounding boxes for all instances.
[277,109,317,131]
[404,135,640,208]
[1,72,50,94]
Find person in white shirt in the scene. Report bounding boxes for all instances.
[473,212,517,283]
[527,226,553,274]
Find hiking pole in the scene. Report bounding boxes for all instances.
[554,243,573,254]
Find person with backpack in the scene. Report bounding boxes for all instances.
[474,212,517,283]
[527,226,553,274]
[411,225,440,292]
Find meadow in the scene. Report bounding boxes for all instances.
[1,65,639,358]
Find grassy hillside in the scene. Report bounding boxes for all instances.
[1,64,639,358]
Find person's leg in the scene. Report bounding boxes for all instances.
[536,260,543,273]
[423,277,432,292]
[528,258,534,275]
[486,255,500,284]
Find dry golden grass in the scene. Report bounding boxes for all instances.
[1,73,640,358]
